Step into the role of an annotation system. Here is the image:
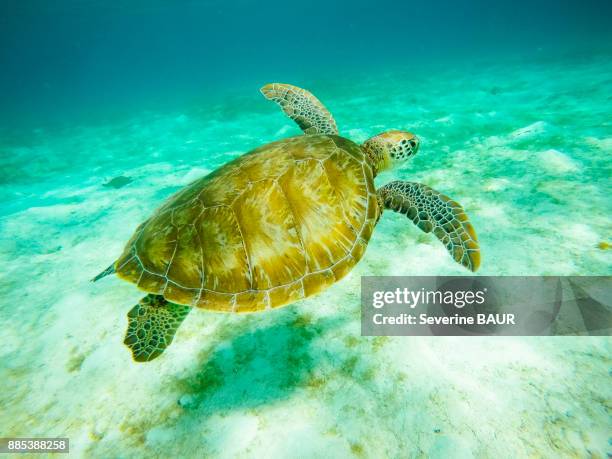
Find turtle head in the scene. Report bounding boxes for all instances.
[362,130,420,175]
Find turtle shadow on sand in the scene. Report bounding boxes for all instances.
[170,311,346,416]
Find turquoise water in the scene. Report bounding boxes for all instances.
[1,1,611,458]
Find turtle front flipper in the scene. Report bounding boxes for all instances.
[260,83,339,135]
[378,181,481,271]
[124,294,191,362]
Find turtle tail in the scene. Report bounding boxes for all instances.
[91,262,116,282]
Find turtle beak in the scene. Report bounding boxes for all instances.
[410,136,420,156]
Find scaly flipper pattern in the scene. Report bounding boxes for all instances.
[378,181,480,271]
[260,83,339,135]
[124,294,191,362]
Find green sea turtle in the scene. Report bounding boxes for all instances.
[93,83,480,362]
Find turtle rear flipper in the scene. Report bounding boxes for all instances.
[124,294,191,362]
